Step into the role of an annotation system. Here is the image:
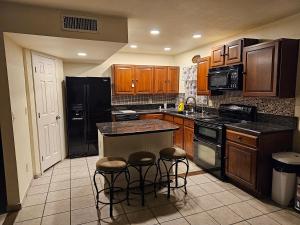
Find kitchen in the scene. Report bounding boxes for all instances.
[1,1,300,225]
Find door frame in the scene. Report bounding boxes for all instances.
[31,51,65,173]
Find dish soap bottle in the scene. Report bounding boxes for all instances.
[177,98,185,113]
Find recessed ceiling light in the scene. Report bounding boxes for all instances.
[164,47,171,51]
[192,33,202,39]
[150,29,160,35]
[130,44,138,49]
[77,52,87,56]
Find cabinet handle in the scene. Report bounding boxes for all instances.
[237,136,242,140]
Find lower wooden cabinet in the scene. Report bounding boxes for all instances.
[139,113,163,120]
[225,140,257,190]
[225,128,293,196]
[184,126,194,159]
[174,123,184,149]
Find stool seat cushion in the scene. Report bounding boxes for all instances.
[159,147,186,159]
[128,151,156,166]
[96,157,127,171]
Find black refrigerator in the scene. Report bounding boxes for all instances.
[66,77,112,157]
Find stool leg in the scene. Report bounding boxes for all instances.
[125,168,130,206]
[161,160,171,199]
[109,173,114,217]
[175,160,179,188]
[184,158,189,194]
[139,166,145,206]
[157,158,162,188]
[93,171,99,209]
[154,163,158,198]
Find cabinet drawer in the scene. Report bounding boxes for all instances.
[139,114,163,120]
[184,119,194,128]
[164,114,173,122]
[227,130,257,148]
[174,116,184,125]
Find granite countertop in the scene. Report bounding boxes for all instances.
[97,119,179,137]
[112,108,216,120]
[226,122,294,135]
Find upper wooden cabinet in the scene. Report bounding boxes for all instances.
[113,64,179,95]
[134,66,153,94]
[243,39,299,98]
[113,65,135,94]
[153,66,179,94]
[197,56,211,95]
[211,38,259,68]
[153,66,168,94]
[167,66,179,94]
[211,45,225,67]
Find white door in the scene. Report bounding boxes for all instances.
[32,53,61,171]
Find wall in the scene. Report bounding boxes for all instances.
[0,2,128,208]
[174,12,300,151]
[4,36,33,203]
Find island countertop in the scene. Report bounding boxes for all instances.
[96,119,179,137]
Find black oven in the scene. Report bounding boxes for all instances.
[208,64,243,91]
[194,121,225,180]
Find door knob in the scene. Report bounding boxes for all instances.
[56,115,61,120]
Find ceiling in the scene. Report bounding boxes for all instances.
[5,33,125,63]
[4,0,300,55]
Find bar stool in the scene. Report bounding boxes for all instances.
[128,151,158,206]
[158,147,189,198]
[93,157,130,217]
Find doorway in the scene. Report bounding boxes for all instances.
[32,53,62,171]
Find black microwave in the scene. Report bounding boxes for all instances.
[208,65,243,91]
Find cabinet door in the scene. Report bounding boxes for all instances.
[134,66,153,94]
[167,66,179,94]
[225,140,257,190]
[184,126,194,159]
[174,124,184,149]
[211,45,225,67]
[153,66,168,94]
[225,39,242,65]
[243,41,279,97]
[197,57,211,95]
[139,114,163,120]
[113,65,135,94]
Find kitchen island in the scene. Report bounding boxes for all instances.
[96,119,179,187]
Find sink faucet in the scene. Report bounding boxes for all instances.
[185,96,196,113]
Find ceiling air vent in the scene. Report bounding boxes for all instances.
[62,15,99,33]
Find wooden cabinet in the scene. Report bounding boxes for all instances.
[134,66,153,94]
[167,66,179,94]
[113,65,135,94]
[139,113,163,120]
[153,66,168,94]
[243,39,299,98]
[174,124,184,149]
[225,128,293,196]
[211,38,259,68]
[226,141,257,190]
[197,57,211,95]
[211,45,225,67]
[184,126,194,159]
[113,64,179,95]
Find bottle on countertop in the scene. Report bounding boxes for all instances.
[177,98,184,113]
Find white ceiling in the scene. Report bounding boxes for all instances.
[5,33,126,63]
[4,0,300,55]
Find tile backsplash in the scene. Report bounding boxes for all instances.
[112,94,178,105]
[208,91,295,116]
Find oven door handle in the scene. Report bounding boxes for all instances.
[194,138,221,149]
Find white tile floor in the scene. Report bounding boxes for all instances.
[12,156,300,225]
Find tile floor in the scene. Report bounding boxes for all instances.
[12,156,300,225]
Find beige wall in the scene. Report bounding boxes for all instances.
[174,12,300,152]
[0,2,128,208]
[63,52,176,77]
[4,36,33,202]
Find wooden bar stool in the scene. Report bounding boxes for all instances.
[128,151,158,206]
[93,157,130,217]
[158,147,189,198]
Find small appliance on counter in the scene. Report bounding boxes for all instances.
[208,64,243,91]
[193,104,257,180]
